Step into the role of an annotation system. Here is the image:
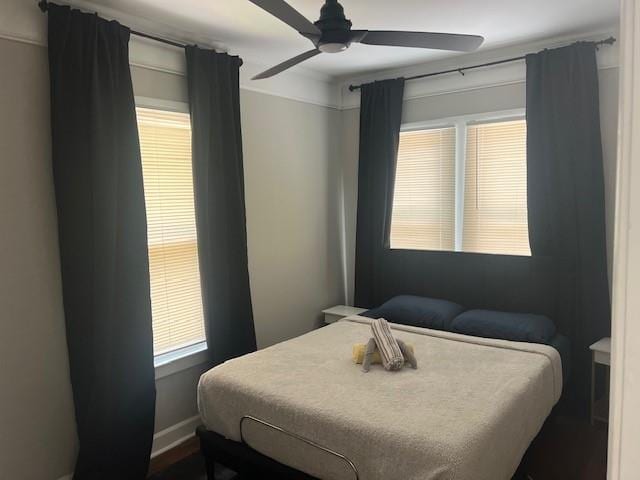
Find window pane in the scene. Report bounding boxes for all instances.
[463,119,531,256]
[137,107,206,356]
[390,127,456,251]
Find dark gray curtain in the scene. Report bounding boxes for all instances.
[354,79,406,307]
[185,46,257,364]
[47,4,155,479]
[526,42,611,411]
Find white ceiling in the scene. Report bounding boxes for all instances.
[75,0,619,79]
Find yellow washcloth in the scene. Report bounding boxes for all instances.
[352,343,414,364]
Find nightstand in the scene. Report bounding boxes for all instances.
[589,337,611,425]
[322,305,367,324]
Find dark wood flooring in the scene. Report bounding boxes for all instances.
[523,416,608,480]
[148,437,238,480]
[148,416,608,480]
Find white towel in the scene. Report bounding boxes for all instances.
[371,318,404,371]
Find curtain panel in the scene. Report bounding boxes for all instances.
[354,79,406,307]
[185,46,257,364]
[47,4,156,479]
[526,42,611,412]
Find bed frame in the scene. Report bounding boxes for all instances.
[197,425,317,479]
[196,423,533,480]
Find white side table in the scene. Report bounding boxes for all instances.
[589,337,611,425]
[322,305,367,324]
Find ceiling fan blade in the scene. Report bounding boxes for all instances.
[354,31,484,52]
[252,49,322,80]
[248,0,321,36]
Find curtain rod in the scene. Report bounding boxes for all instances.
[348,36,616,92]
[37,0,243,65]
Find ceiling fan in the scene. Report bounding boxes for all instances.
[249,0,484,79]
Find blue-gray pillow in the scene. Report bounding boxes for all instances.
[361,295,465,331]
[450,309,556,344]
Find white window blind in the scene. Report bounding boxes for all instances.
[136,107,206,356]
[462,119,531,256]
[390,127,456,251]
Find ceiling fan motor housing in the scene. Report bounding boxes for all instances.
[314,0,353,51]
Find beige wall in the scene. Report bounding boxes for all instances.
[0,39,77,480]
[0,37,346,479]
[242,90,344,348]
[599,68,621,286]
[340,68,620,304]
[0,33,619,480]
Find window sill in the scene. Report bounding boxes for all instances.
[387,246,532,258]
[154,341,209,380]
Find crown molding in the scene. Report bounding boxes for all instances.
[126,36,341,109]
[339,27,620,110]
[0,0,619,111]
[0,0,341,110]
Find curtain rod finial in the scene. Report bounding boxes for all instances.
[37,0,48,12]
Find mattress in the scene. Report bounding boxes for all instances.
[549,333,571,384]
[198,315,562,480]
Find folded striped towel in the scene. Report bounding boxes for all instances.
[372,318,404,371]
[352,342,414,364]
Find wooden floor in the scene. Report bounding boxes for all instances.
[524,416,608,480]
[149,416,608,480]
[148,437,200,477]
[148,437,238,480]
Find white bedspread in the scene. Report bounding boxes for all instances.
[198,316,562,480]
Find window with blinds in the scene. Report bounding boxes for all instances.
[463,119,530,256]
[388,114,531,256]
[390,127,456,251]
[136,107,206,356]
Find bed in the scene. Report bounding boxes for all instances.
[197,314,563,480]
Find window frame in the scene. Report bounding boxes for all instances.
[154,341,208,380]
[135,96,210,375]
[394,108,529,256]
[136,96,190,115]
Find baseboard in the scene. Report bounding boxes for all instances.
[151,414,202,458]
[56,475,72,480]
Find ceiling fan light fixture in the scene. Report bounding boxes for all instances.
[319,42,348,53]
[248,0,484,79]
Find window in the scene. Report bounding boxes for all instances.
[136,107,206,357]
[390,127,456,251]
[463,120,530,256]
[390,113,530,256]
